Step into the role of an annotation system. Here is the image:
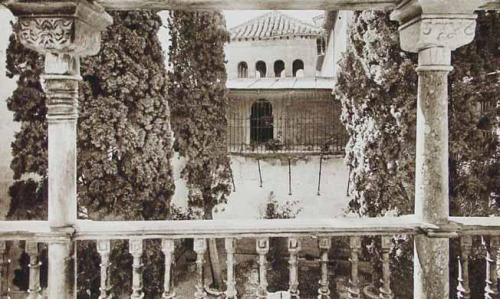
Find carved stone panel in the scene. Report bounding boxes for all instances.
[398,16,477,53]
[7,0,112,56]
[18,18,73,51]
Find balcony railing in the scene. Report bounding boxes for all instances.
[227,114,347,154]
[0,217,499,298]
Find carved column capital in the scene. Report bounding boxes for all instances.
[6,0,112,58]
[390,0,482,54]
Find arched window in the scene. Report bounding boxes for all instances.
[292,59,304,77]
[274,60,285,78]
[250,99,273,143]
[256,61,266,78]
[237,62,248,78]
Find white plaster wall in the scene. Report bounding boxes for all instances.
[0,9,18,219]
[320,11,353,78]
[225,38,318,79]
[171,154,350,219]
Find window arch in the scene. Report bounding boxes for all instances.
[250,99,273,143]
[237,62,248,78]
[274,60,285,78]
[292,59,304,77]
[256,61,266,78]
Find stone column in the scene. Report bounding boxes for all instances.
[5,2,112,298]
[390,1,481,298]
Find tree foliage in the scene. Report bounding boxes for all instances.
[78,11,174,220]
[5,31,47,219]
[449,11,500,216]
[167,11,232,218]
[337,11,417,217]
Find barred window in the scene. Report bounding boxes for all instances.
[250,99,273,143]
[227,96,347,153]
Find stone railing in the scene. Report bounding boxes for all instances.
[0,216,499,298]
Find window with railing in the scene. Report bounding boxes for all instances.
[228,98,347,154]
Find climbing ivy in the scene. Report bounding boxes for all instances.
[167,11,232,219]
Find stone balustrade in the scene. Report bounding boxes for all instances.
[0,217,499,298]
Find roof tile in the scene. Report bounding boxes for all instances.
[229,11,323,41]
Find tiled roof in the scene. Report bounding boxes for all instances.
[226,77,334,90]
[229,11,323,41]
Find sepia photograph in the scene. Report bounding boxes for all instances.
[0,0,498,298]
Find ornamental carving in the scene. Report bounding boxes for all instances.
[17,18,74,53]
[398,16,477,53]
[420,18,476,46]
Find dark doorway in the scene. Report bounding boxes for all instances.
[250,99,273,143]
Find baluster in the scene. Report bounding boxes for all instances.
[193,239,207,299]
[485,236,496,299]
[97,240,111,299]
[348,236,361,299]
[225,238,237,299]
[458,236,472,299]
[26,241,42,299]
[457,256,466,299]
[0,241,5,298]
[379,236,393,299]
[129,239,144,299]
[318,237,331,299]
[256,238,269,299]
[288,238,301,298]
[161,239,176,299]
[491,236,500,298]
